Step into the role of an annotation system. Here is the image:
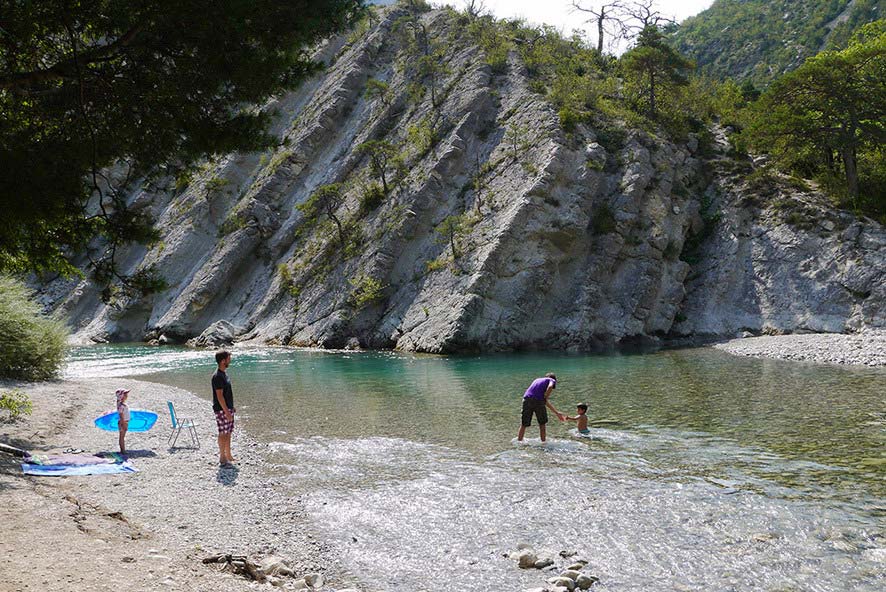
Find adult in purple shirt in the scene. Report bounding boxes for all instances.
[517,372,564,442]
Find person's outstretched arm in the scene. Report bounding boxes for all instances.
[544,384,564,421]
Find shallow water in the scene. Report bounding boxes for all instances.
[67,345,886,591]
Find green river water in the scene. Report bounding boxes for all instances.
[66,344,886,591]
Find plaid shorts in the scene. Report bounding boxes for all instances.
[215,409,235,434]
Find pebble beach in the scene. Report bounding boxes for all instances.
[713,330,886,367]
[0,378,357,592]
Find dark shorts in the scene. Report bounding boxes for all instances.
[521,397,547,427]
[215,409,235,434]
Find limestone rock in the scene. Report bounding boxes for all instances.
[560,569,581,580]
[549,577,576,591]
[259,556,291,577]
[189,320,240,348]
[35,7,885,354]
[517,550,538,569]
[303,573,324,588]
[575,574,599,589]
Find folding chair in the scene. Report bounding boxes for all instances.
[167,401,199,449]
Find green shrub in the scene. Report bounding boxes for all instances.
[425,257,449,273]
[349,275,386,309]
[360,182,386,212]
[0,276,68,381]
[558,107,582,133]
[0,390,32,420]
[205,175,230,194]
[591,204,617,235]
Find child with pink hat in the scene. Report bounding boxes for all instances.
[115,388,131,455]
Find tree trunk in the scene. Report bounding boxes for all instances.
[332,215,345,247]
[597,12,604,53]
[648,69,656,119]
[842,145,859,205]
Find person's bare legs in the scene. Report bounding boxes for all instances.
[517,425,527,441]
[225,433,235,462]
[118,421,128,455]
[539,423,547,442]
[218,433,227,464]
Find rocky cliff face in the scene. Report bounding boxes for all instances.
[37,7,886,352]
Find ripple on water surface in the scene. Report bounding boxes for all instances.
[272,434,885,592]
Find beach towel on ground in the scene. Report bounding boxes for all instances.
[26,453,117,466]
[21,461,137,476]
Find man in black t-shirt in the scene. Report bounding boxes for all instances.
[212,350,236,465]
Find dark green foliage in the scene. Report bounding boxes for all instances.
[746,23,886,213]
[0,0,364,280]
[0,276,68,381]
[680,192,722,266]
[673,0,882,86]
[621,26,694,121]
[559,107,587,133]
[435,213,474,260]
[348,275,387,309]
[358,140,401,194]
[365,78,392,105]
[360,182,386,213]
[591,204,617,235]
[467,16,510,74]
[298,184,348,247]
[395,6,448,107]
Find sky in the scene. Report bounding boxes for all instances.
[442,1,716,29]
[417,1,717,51]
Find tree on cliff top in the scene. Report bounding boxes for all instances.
[748,21,886,205]
[0,0,364,282]
[621,25,694,120]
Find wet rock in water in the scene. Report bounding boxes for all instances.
[566,562,586,571]
[534,557,555,569]
[576,574,599,589]
[517,550,538,569]
[560,569,581,580]
[121,556,135,563]
[304,572,324,588]
[344,337,362,350]
[559,550,576,558]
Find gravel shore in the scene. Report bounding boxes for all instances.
[713,330,886,367]
[0,378,357,592]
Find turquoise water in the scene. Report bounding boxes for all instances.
[66,345,886,591]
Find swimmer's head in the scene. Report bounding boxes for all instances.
[576,403,588,414]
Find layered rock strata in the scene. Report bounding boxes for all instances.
[37,7,886,352]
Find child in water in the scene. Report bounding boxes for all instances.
[115,388,131,455]
[564,403,590,435]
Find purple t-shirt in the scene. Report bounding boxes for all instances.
[523,377,555,400]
